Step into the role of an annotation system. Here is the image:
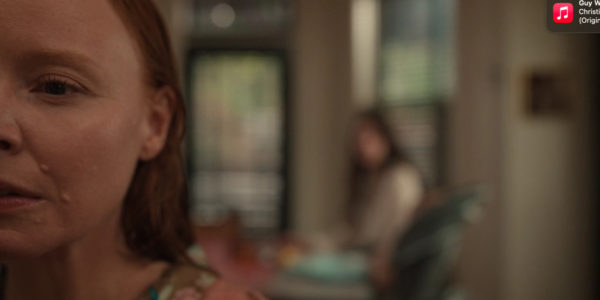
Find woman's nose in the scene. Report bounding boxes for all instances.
[0,106,23,154]
[0,140,10,151]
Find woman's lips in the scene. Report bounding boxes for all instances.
[0,195,42,212]
[0,180,43,213]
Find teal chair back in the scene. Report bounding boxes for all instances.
[383,188,484,300]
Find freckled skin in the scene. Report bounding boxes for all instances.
[0,0,155,259]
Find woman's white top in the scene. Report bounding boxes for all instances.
[349,163,424,254]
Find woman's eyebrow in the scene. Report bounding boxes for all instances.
[19,49,104,83]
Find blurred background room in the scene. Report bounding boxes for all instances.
[153,0,598,299]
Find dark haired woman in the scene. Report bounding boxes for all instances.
[0,0,264,299]
[346,110,424,289]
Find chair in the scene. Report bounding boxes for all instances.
[383,188,485,300]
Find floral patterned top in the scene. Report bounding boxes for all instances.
[140,263,267,300]
[0,246,266,300]
[137,245,267,300]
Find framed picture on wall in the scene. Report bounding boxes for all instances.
[525,69,572,117]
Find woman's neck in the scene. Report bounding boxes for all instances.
[3,214,169,300]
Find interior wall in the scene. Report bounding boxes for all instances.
[453,0,596,299]
[351,0,379,109]
[451,0,506,299]
[502,0,596,299]
[290,0,353,235]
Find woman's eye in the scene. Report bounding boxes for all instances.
[31,76,83,97]
[43,81,70,95]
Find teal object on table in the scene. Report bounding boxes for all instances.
[287,251,368,283]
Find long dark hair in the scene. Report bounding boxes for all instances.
[347,109,411,220]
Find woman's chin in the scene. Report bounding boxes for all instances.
[0,235,55,261]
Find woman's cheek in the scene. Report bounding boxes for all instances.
[29,107,144,231]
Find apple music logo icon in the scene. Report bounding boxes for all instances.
[553,3,574,23]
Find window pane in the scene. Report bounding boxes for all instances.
[379,0,455,104]
[188,52,285,236]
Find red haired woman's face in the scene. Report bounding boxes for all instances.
[0,0,170,258]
